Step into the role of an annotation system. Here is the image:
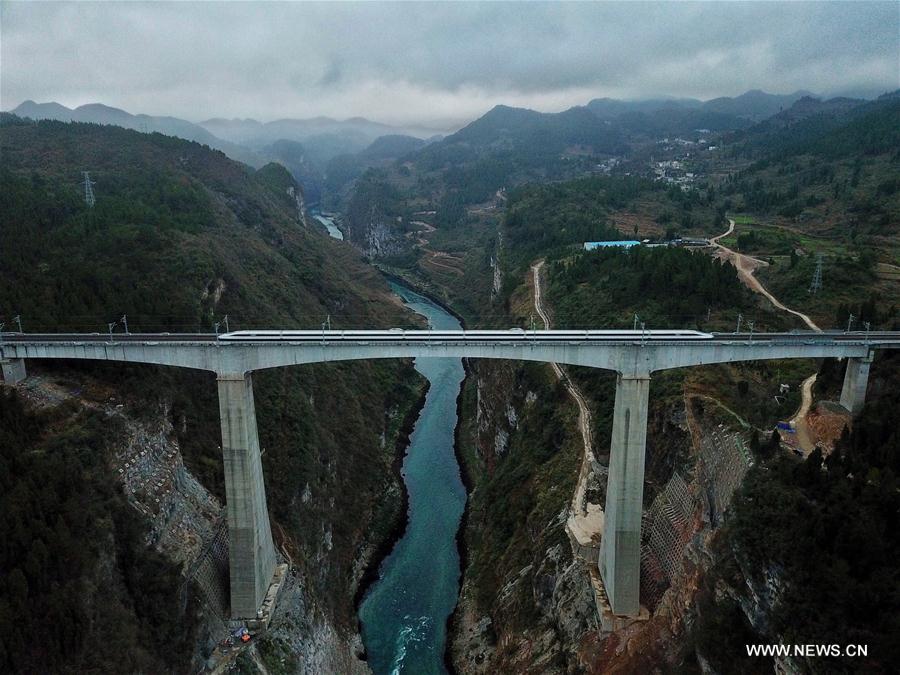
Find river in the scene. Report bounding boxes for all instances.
[313,213,344,240]
[358,281,466,675]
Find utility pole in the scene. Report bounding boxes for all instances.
[864,321,871,343]
[107,321,117,341]
[214,321,221,337]
[809,253,823,294]
[846,313,854,333]
[223,315,230,333]
[633,313,639,331]
[13,315,22,333]
[82,171,96,207]
[736,313,743,334]
[747,320,755,342]
[530,313,536,332]
[325,314,331,331]
[120,315,129,335]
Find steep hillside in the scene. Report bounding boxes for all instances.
[0,390,195,674]
[449,240,804,673]
[0,115,424,672]
[691,352,900,673]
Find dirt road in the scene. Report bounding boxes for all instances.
[790,373,818,456]
[410,221,465,276]
[711,219,821,332]
[532,261,593,457]
[531,261,603,545]
[712,219,821,453]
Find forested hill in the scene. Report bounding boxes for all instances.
[0,114,405,331]
[0,115,423,673]
[729,92,900,160]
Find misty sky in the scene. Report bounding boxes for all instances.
[2,1,898,128]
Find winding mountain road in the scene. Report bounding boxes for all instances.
[410,221,465,276]
[712,218,822,452]
[712,219,821,332]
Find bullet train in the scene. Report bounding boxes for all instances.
[218,329,715,341]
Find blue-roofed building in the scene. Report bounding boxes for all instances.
[583,240,641,251]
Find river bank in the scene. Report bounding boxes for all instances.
[353,379,431,612]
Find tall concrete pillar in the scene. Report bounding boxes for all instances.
[1,358,26,384]
[840,352,874,417]
[217,372,277,619]
[599,372,650,617]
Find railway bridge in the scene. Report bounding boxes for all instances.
[3,328,898,619]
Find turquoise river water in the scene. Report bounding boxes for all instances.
[358,281,466,674]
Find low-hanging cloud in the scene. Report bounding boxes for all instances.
[2,1,897,127]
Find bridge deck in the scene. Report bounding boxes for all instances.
[3,329,899,346]
[3,330,898,378]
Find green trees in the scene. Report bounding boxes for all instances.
[502,174,656,267]
[1,116,426,667]
[696,353,900,671]
[547,246,747,328]
[0,390,195,673]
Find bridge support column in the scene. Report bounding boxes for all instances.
[217,372,277,619]
[599,372,650,617]
[840,352,874,417]
[1,358,26,384]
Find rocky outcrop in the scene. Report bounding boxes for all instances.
[342,174,409,258]
[287,185,309,227]
[361,219,405,258]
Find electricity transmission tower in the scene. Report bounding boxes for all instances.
[808,253,823,294]
[82,171,96,207]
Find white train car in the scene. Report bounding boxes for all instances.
[218,329,714,341]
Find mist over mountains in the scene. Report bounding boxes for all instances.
[8,87,890,207]
[9,100,447,170]
[11,88,871,161]
[11,100,264,166]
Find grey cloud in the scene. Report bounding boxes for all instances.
[2,1,897,127]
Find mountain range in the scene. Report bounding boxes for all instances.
[586,89,815,122]
[9,100,448,171]
[8,89,887,203]
[199,115,445,149]
[8,89,829,155]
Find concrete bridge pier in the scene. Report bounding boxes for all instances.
[599,371,650,617]
[840,352,874,417]
[217,372,277,619]
[0,358,27,384]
